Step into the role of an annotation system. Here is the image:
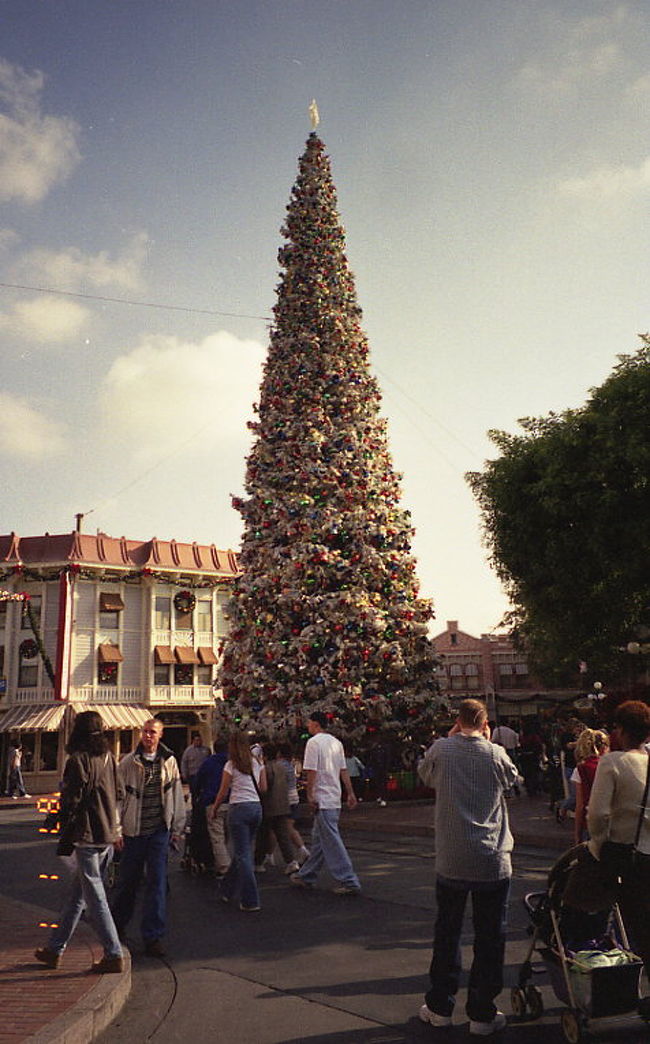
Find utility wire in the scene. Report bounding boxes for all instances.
[0,281,271,322]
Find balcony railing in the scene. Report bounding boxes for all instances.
[1,684,216,708]
[150,685,214,705]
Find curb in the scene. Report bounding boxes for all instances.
[24,949,131,1044]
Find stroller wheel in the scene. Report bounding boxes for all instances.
[561,1009,585,1043]
[510,987,527,1018]
[525,985,543,1020]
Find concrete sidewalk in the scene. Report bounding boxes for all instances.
[0,792,572,1043]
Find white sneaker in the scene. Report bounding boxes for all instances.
[419,1004,452,1027]
[284,861,300,875]
[469,1012,506,1036]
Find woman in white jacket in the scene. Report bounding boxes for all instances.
[588,700,650,981]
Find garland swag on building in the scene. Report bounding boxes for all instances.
[217,132,437,742]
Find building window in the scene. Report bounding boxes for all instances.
[215,590,230,635]
[99,591,124,630]
[18,662,38,687]
[450,632,458,646]
[97,643,123,686]
[40,732,58,771]
[197,664,213,685]
[119,729,133,755]
[196,598,212,633]
[155,596,171,630]
[175,607,193,631]
[174,663,193,685]
[98,662,118,685]
[154,663,171,685]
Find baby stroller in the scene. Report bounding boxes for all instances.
[179,801,213,874]
[513,844,647,1042]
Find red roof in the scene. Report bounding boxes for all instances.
[0,531,239,577]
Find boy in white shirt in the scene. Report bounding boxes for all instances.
[289,711,360,895]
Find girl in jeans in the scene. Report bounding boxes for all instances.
[35,711,124,973]
[210,731,267,911]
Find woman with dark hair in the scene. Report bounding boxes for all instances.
[35,710,124,973]
[588,701,650,979]
[210,731,267,911]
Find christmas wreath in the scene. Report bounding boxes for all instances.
[20,638,39,659]
[174,590,196,613]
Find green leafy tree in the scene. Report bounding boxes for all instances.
[216,133,438,744]
[467,337,650,687]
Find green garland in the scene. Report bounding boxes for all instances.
[24,599,56,686]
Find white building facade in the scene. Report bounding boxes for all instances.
[0,530,238,792]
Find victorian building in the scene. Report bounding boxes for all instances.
[433,619,580,719]
[0,530,239,793]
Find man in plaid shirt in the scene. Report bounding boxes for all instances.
[417,699,519,1037]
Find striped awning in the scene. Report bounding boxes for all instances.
[174,646,199,665]
[72,703,151,729]
[197,646,218,665]
[154,645,174,665]
[98,644,124,664]
[0,704,65,732]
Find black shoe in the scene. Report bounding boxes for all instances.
[35,947,60,969]
[144,939,166,958]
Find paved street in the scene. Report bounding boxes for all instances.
[2,802,648,1043]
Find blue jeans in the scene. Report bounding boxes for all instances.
[426,875,510,1023]
[111,826,170,942]
[49,845,122,959]
[221,802,262,907]
[297,808,360,888]
[7,767,27,796]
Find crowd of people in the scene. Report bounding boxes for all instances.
[29,697,650,1037]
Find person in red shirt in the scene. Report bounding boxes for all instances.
[573,728,609,844]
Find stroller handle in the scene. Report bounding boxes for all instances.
[524,891,546,917]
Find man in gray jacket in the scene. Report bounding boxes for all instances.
[417,699,519,1037]
[111,718,185,957]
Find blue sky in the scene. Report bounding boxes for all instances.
[1,1,649,636]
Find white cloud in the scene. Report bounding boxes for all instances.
[16,232,149,293]
[558,155,650,199]
[515,7,629,95]
[626,72,650,102]
[0,392,66,459]
[99,330,266,463]
[0,58,81,204]
[1,294,91,343]
[0,227,19,253]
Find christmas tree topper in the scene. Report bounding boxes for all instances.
[308,99,320,129]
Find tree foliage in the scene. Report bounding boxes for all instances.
[467,337,650,686]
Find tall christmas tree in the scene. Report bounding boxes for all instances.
[217,122,438,746]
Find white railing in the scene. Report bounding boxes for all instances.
[1,684,215,710]
[150,685,214,706]
[13,688,56,705]
[69,687,144,704]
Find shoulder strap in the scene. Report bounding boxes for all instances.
[634,754,650,850]
[249,765,262,800]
